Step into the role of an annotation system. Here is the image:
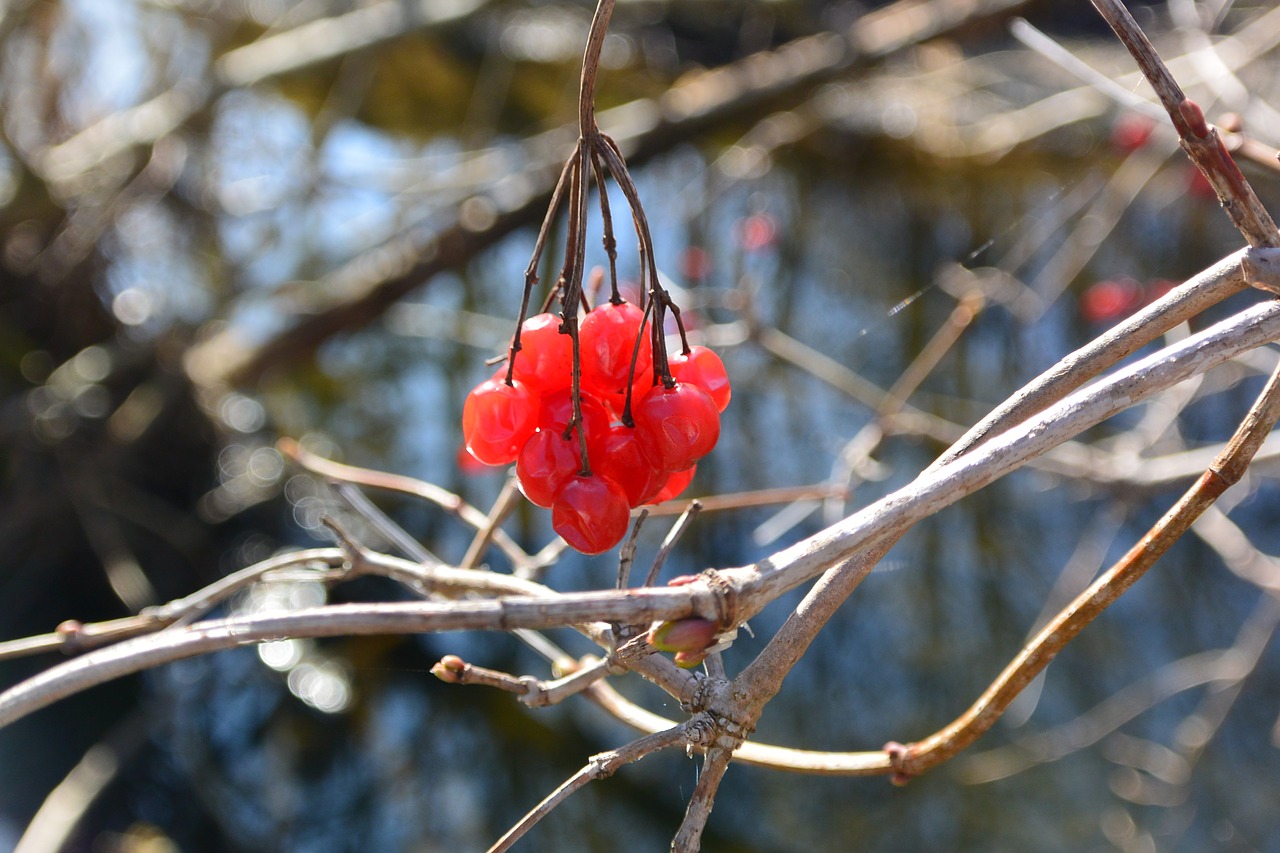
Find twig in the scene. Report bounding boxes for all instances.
[332,482,443,565]
[587,680,894,775]
[1090,0,1280,251]
[671,747,735,853]
[188,0,1032,390]
[13,713,148,853]
[431,653,608,707]
[0,548,344,662]
[278,437,536,571]
[460,475,522,569]
[616,509,648,589]
[643,501,702,588]
[488,724,686,853]
[642,482,850,516]
[930,246,1266,470]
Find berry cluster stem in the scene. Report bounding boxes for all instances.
[508,0,695,468]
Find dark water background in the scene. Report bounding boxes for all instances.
[3,1,1280,851]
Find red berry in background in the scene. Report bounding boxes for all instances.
[551,474,631,554]
[595,424,666,507]
[680,246,711,283]
[462,377,538,465]
[670,345,731,413]
[1080,277,1144,324]
[1186,165,1216,200]
[633,382,720,472]
[1109,112,1156,153]
[737,213,777,252]
[517,428,591,508]
[650,465,695,504]
[580,301,653,397]
[511,312,572,394]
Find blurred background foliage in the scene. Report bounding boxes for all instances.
[3,0,1280,850]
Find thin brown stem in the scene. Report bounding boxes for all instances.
[577,0,614,138]
[592,152,622,304]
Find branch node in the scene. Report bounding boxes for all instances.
[54,620,87,655]
[319,514,371,578]
[884,741,916,786]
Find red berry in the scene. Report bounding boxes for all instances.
[650,465,695,504]
[511,313,572,394]
[670,345,730,413]
[595,424,666,508]
[457,444,496,475]
[551,474,631,554]
[517,428,591,508]
[537,388,612,441]
[600,373,656,422]
[462,377,538,465]
[633,382,720,472]
[580,301,653,397]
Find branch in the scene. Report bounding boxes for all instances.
[889,351,1280,778]
[671,747,735,852]
[931,246,1272,469]
[735,297,1280,612]
[0,548,344,662]
[1090,0,1280,251]
[0,580,728,730]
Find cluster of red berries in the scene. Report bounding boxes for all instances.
[462,301,730,555]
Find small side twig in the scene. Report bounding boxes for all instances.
[643,501,702,588]
[431,654,610,707]
[460,474,522,569]
[489,724,686,853]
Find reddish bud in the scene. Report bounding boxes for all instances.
[648,617,719,653]
[1178,98,1209,138]
[674,649,711,669]
[431,655,467,683]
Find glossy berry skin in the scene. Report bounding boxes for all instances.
[517,428,591,508]
[670,345,731,413]
[651,465,695,504]
[511,313,572,394]
[537,387,612,438]
[595,424,666,508]
[551,474,631,555]
[580,301,653,397]
[633,382,720,473]
[462,377,538,465]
